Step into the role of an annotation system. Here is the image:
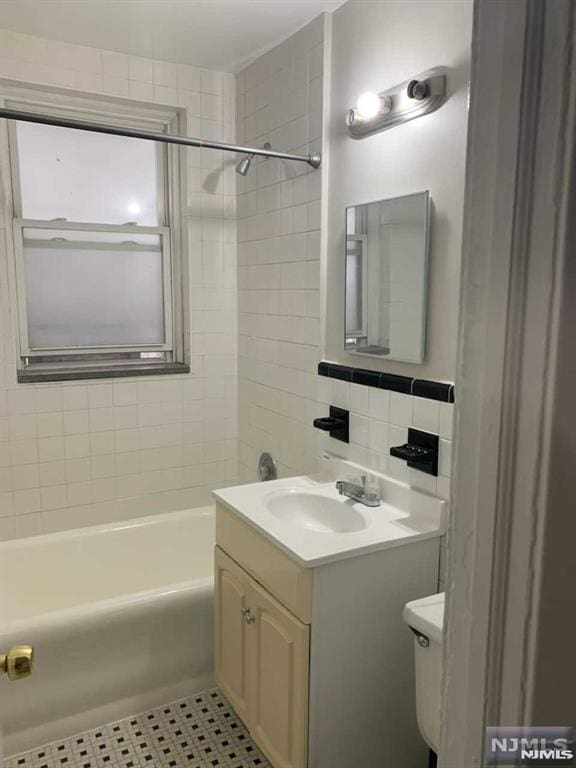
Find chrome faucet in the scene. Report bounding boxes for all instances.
[335,475,381,507]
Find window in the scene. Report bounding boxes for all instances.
[6,96,188,382]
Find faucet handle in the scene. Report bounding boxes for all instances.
[364,475,381,501]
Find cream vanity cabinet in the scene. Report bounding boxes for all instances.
[215,547,309,768]
[214,501,441,768]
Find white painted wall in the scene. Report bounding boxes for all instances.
[323,0,472,381]
[0,30,237,539]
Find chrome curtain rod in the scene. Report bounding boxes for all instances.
[0,107,322,169]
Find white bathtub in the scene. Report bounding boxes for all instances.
[0,507,215,756]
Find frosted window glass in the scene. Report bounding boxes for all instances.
[23,230,165,348]
[16,122,159,225]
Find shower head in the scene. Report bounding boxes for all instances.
[235,154,254,176]
[235,143,271,176]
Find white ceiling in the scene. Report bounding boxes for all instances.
[0,0,343,73]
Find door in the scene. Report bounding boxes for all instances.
[214,546,251,723]
[248,579,310,768]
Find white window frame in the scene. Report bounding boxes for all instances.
[0,84,189,381]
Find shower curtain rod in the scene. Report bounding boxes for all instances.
[0,107,322,169]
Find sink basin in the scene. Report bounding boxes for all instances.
[264,490,369,533]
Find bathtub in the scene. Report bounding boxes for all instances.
[0,507,215,756]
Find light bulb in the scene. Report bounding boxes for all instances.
[356,91,382,120]
[127,202,141,215]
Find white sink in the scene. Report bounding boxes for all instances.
[213,469,446,567]
[265,490,369,533]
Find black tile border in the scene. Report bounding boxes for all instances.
[318,362,454,403]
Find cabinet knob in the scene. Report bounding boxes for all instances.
[242,607,256,624]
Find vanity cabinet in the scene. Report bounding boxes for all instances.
[215,546,309,768]
[214,547,251,724]
[214,501,441,768]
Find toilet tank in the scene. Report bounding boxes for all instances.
[403,592,445,754]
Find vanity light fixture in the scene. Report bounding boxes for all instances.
[346,71,447,139]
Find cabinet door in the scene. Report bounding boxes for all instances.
[247,579,310,768]
[214,546,251,723]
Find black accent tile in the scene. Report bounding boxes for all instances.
[328,363,353,381]
[318,360,455,402]
[380,372,413,394]
[412,379,452,402]
[351,368,381,387]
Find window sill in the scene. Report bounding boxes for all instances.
[17,362,190,384]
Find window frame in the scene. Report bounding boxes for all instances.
[0,85,189,382]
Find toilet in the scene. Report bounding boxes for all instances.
[403,592,445,755]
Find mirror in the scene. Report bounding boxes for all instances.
[345,191,430,362]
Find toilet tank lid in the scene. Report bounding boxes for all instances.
[403,592,445,644]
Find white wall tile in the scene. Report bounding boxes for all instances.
[102,75,129,97]
[331,380,350,410]
[350,383,369,415]
[62,387,88,412]
[64,434,90,459]
[102,51,128,78]
[389,392,413,427]
[440,402,454,439]
[37,412,63,438]
[349,413,368,447]
[39,461,66,487]
[439,438,452,477]
[129,56,153,83]
[368,388,390,422]
[413,397,441,433]
[36,388,62,413]
[368,419,389,454]
[410,470,437,496]
[129,80,154,101]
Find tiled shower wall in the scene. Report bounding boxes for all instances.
[0,29,237,539]
[236,15,325,482]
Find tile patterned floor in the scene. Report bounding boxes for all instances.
[5,688,271,768]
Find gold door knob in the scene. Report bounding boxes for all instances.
[1,645,34,680]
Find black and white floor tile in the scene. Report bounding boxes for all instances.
[5,688,271,768]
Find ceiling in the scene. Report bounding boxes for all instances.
[0,0,343,73]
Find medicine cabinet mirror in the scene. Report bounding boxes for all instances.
[345,190,430,363]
